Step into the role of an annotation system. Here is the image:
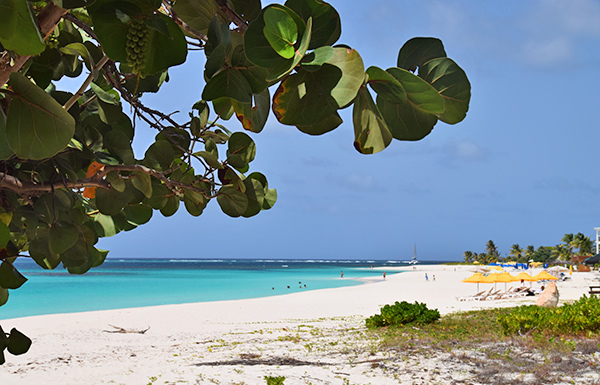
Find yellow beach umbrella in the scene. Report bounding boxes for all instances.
[513,272,536,287]
[489,266,503,271]
[534,271,559,281]
[569,265,573,275]
[489,272,514,290]
[462,273,494,291]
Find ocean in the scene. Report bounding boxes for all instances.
[1,258,441,319]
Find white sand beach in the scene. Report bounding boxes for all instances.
[1,264,598,385]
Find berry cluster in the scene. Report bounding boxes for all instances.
[126,18,150,74]
[45,34,59,49]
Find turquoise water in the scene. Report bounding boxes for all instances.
[0,259,423,319]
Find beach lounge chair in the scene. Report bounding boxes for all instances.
[474,288,495,301]
[483,290,502,300]
[456,290,486,301]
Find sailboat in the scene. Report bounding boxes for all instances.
[402,244,418,265]
[408,244,418,264]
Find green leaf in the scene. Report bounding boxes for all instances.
[285,0,341,49]
[0,0,45,55]
[160,195,179,217]
[366,66,406,103]
[227,132,256,170]
[95,185,132,216]
[0,287,8,307]
[0,108,13,160]
[147,182,171,209]
[386,67,445,115]
[90,82,119,105]
[173,0,218,33]
[272,47,364,126]
[143,140,175,171]
[352,86,393,154]
[397,37,447,72]
[183,189,207,217]
[212,98,235,120]
[202,68,253,103]
[131,171,152,198]
[0,261,27,290]
[418,57,471,124]
[218,166,245,192]
[124,203,153,226]
[29,238,61,270]
[230,0,261,22]
[244,5,311,81]
[0,222,9,249]
[217,186,248,217]
[231,89,270,133]
[6,73,76,160]
[49,223,79,255]
[194,151,222,169]
[7,328,32,356]
[242,178,265,217]
[263,7,298,59]
[377,96,438,141]
[263,188,277,210]
[300,45,335,70]
[60,235,90,268]
[296,112,342,135]
[60,42,98,79]
[92,212,121,237]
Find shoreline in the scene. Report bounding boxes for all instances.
[1,264,596,384]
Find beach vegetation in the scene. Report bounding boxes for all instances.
[365,301,441,328]
[0,0,471,363]
[464,232,595,264]
[498,295,600,336]
[369,307,600,384]
[264,375,285,385]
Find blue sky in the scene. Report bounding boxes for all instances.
[99,0,600,261]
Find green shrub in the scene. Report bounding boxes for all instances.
[498,295,600,335]
[366,301,441,328]
[264,375,285,385]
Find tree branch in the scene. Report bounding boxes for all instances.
[0,164,213,198]
[63,55,110,111]
[214,0,248,33]
[162,1,208,44]
[0,2,68,87]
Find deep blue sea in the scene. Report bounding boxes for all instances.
[1,258,443,320]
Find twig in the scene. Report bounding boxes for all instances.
[103,324,150,334]
[63,55,110,111]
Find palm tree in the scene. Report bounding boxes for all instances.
[508,244,523,261]
[552,243,571,260]
[463,251,474,263]
[562,233,575,256]
[485,240,500,261]
[572,233,594,256]
[524,245,535,261]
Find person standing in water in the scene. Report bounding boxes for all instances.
[340,271,344,278]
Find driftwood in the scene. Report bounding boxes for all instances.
[102,324,150,334]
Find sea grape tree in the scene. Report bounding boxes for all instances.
[0,0,471,362]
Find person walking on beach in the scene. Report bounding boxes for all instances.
[383,272,386,280]
[425,273,429,281]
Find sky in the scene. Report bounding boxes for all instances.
[97,0,600,261]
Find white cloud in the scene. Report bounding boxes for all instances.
[440,139,488,164]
